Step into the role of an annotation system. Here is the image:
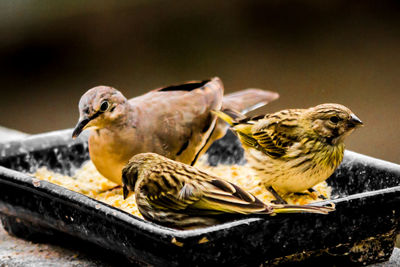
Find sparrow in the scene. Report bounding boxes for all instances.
[122,153,334,230]
[213,103,363,203]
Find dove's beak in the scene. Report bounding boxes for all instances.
[72,117,90,139]
[72,110,104,139]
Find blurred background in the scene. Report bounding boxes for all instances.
[0,0,399,163]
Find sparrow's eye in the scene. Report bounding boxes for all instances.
[100,101,109,112]
[330,116,339,123]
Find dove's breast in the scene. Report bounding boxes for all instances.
[88,128,138,185]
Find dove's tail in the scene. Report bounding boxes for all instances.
[222,89,279,114]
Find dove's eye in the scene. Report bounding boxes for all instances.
[330,116,339,123]
[100,101,109,112]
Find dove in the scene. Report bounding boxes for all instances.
[72,77,279,185]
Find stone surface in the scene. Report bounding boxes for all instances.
[0,222,132,266]
[373,248,400,267]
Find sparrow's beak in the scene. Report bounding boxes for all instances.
[348,114,363,128]
[72,117,90,139]
[123,184,133,200]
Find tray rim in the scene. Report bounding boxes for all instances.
[1,129,400,240]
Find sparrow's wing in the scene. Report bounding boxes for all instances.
[145,173,267,215]
[190,179,269,214]
[251,111,302,158]
[145,185,200,211]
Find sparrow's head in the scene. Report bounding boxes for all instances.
[121,153,164,199]
[308,103,363,145]
[72,86,128,138]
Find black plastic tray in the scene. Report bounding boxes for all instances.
[0,130,400,266]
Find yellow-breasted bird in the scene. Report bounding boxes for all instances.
[122,153,334,230]
[213,103,363,204]
[72,77,279,185]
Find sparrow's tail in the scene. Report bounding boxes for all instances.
[212,109,243,126]
[270,204,335,215]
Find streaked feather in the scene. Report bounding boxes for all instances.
[213,103,362,197]
[122,153,335,229]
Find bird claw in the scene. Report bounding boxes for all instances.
[97,185,122,195]
[271,199,288,205]
[267,186,288,204]
[307,188,327,201]
[309,191,319,200]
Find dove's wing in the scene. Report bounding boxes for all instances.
[129,78,223,166]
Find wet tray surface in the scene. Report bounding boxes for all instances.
[0,130,400,266]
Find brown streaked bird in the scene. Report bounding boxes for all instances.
[213,103,363,204]
[122,153,334,230]
[72,77,279,185]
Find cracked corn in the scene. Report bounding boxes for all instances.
[33,160,331,218]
